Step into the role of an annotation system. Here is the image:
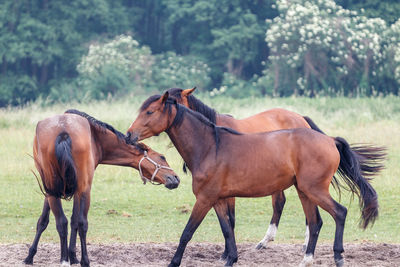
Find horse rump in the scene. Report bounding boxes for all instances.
[38,132,77,200]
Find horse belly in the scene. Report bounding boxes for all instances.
[223,168,295,198]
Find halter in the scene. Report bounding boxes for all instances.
[138,151,173,185]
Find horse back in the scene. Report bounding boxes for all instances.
[220,108,310,133]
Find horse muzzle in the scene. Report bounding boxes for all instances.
[126,131,139,143]
[165,175,180,190]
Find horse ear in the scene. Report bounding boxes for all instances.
[182,87,196,97]
[160,91,169,104]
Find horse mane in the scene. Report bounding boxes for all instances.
[167,88,218,124]
[141,95,241,153]
[64,109,146,152]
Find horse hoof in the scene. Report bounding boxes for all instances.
[255,243,266,250]
[335,258,344,267]
[220,253,228,261]
[60,261,70,267]
[23,257,33,265]
[299,254,313,267]
[69,257,79,265]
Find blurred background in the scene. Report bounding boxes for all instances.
[0,0,399,107]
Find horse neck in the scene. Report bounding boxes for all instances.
[167,111,215,173]
[96,131,139,168]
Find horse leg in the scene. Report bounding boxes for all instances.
[23,198,50,264]
[214,200,238,266]
[48,196,69,266]
[68,197,80,264]
[220,197,235,260]
[300,186,347,267]
[169,198,213,267]
[295,187,323,267]
[256,191,286,249]
[77,191,91,267]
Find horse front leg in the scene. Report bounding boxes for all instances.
[168,198,213,267]
[256,191,286,249]
[218,198,235,261]
[214,199,238,266]
[24,198,50,264]
[68,197,80,264]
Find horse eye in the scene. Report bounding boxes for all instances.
[146,111,153,115]
[160,155,166,161]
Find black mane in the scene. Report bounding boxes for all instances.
[167,88,217,124]
[64,109,146,152]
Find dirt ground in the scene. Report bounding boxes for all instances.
[1,242,399,266]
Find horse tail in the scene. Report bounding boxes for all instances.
[334,137,381,229]
[43,132,77,200]
[303,116,325,134]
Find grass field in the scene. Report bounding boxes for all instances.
[0,96,399,245]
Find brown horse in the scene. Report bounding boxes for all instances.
[126,92,385,267]
[165,87,385,254]
[24,109,180,266]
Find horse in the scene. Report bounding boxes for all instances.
[126,92,385,267]
[165,87,386,254]
[24,109,180,267]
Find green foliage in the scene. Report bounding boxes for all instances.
[152,52,211,91]
[0,0,399,105]
[77,35,153,99]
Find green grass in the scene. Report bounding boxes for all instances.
[0,96,399,245]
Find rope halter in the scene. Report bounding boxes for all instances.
[138,151,173,185]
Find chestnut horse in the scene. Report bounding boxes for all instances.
[166,87,385,253]
[24,109,180,266]
[126,92,384,267]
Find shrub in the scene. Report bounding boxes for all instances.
[76,35,153,99]
[263,0,398,97]
[151,52,211,91]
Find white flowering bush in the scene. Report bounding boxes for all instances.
[264,0,397,96]
[77,35,153,99]
[152,52,211,91]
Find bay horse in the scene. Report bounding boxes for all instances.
[24,109,180,266]
[126,92,384,267]
[166,87,385,254]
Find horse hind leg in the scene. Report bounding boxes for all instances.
[299,184,347,267]
[24,198,51,264]
[256,191,286,250]
[48,196,70,266]
[77,191,91,267]
[68,197,80,265]
[295,187,323,267]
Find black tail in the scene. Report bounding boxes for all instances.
[335,137,381,229]
[43,132,77,200]
[303,116,325,134]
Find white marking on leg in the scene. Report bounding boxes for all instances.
[302,225,310,253]
[299,253,313,267]
[61,261,70,267]
[256,223,277,249]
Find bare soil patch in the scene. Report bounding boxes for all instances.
[1,242,399,266]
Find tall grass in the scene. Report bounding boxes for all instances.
[0,96,399,244]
